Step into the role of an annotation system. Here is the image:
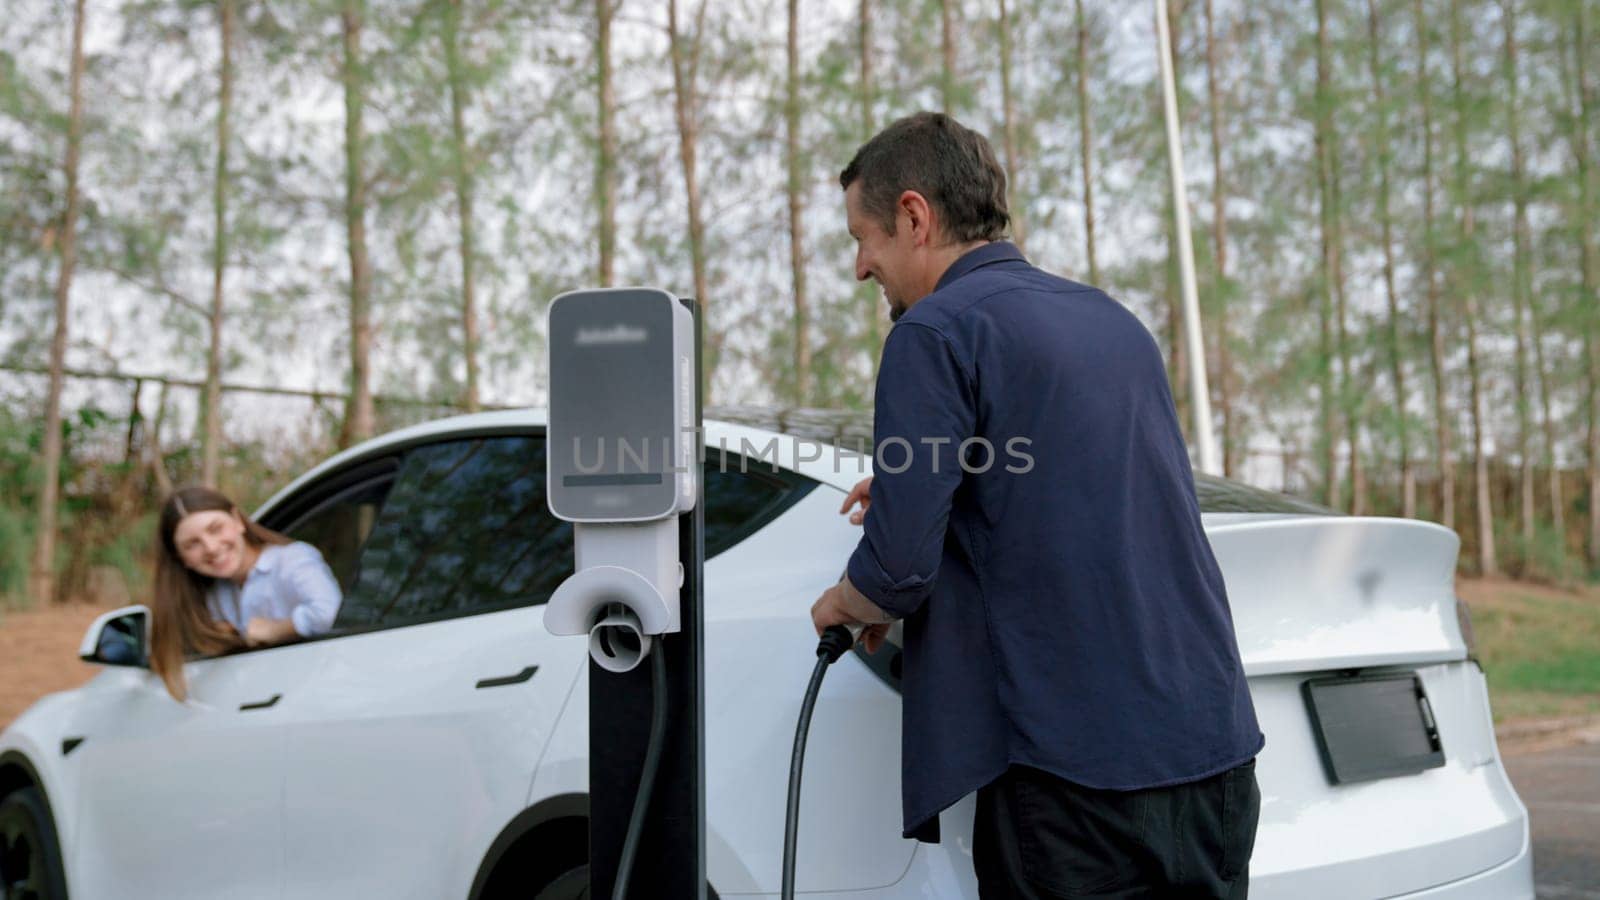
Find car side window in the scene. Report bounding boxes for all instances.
[335,436,573,631]
[295,437,820,635]
[284,476,394,593]
[702,451,817,557]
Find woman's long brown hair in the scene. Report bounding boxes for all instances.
[151,487,290,701]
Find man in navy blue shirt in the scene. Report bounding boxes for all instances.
[811,112,1263,898]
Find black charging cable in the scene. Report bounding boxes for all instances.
[612,643,668,900]
[781,623,861,900]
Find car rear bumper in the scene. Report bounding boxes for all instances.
[723,830,1535,899]
[1386,823,1533,899]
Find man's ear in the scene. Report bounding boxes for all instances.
[897,190,936,247]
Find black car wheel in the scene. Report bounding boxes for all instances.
[532,864,587,900]
[527,864,718,900]
[0,787,68,900]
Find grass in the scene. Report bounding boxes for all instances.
[1460,577,1600,723]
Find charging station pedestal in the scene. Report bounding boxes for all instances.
[545,288,706,899]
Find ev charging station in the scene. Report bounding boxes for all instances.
[545,287,706,899]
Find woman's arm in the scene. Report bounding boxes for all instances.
[283,543,343,636]
[243,543,344,646]
[245,617,299,647]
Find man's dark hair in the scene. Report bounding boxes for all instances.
[839,112,1010,243]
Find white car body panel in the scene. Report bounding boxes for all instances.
[62,646,319,899]
[700,485,913,892]
[0,410,1533,899]
[277,604,587,898]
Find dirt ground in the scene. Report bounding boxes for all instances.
[0,602,106,730]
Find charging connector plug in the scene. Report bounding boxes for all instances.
[815,624,860,664]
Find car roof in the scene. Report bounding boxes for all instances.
[256,406,1332,518]
[256,407,869,517]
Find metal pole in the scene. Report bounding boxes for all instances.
[585,299,707,900]
[1154,0,1220,475]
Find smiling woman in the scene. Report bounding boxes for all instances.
[150,487,342,701]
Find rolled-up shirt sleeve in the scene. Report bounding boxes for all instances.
[282,543,343,636]
[846,322,976,620]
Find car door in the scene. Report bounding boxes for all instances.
[60,464,400,900]
[65,639,317,900]
[273,434,588,899]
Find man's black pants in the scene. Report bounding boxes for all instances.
[973,760,1260,899]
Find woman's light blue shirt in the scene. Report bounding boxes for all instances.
[206,542,343,637]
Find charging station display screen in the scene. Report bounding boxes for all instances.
[548,288,681,522]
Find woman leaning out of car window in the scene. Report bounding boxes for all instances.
[150,486,343,701]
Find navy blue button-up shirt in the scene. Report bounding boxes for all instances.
[846,242,1263,840]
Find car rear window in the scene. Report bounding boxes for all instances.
[1194,473,1338,515]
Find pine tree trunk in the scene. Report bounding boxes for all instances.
[339,0,375,448]
[124,379,144,467]
[1528,16,1561,543]
[859,0,874,141]
[1450,0,1496,574]
[859,0,880,365]
[148,380,175,496]
[1415,0,1453,529]
[1203,0,1235,478]
[1503,0,1535,554]
[443,0,480,412]
[669,0,713,398]
[1314,0,1339,509]
[941,0,956,113]
[596,0,617,286]
[1163,0,1189,443]
[1575,3,1600,568]
[1334,138,1362,514]
[1532,285,1561,537]
[29,0,87,604]
[1465,311,1496,571]
[202,0,235,487]
[786,0,810,404]
[1369,0,1413,516]
[1075,0,1098,284]
[998,0,1023,249]
[1317,1,1361,514]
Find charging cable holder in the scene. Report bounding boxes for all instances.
[544,519,684,672]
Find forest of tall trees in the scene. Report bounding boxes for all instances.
[1,0,1598,603]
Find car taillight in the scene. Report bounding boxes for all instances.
[1455,597,1478,658]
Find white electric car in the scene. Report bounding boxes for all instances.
[0,410,1533,899]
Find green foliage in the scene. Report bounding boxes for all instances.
[0,409,36,606]
[1507,522,1584,586]
[0,502,31,609]
[1473,584,1600,719]
[0,402,135,606]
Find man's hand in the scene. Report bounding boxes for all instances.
[840,476,873,525]
[811,576,894,654]
[245,617,298,647]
